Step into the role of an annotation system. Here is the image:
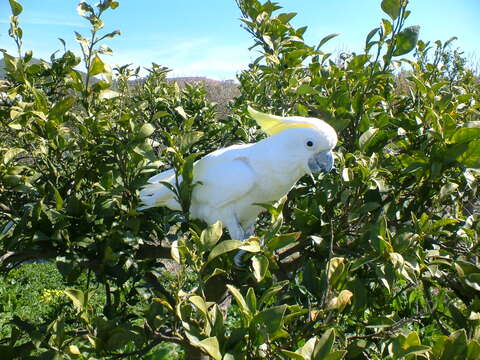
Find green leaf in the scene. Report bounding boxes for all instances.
[239,238,261,253]
[259,280,289,307]
[77,2,93,17]
[252,255,269,282]
[467,340,480,360]
[408,75,428,94]
[390,332,432,359]
[455,140,480,168]
[297,84,319,95]
[281,350,307,360]
[175,106,188,119]
[171,240,181,264]
[324,351,347,360]
[393,25,420,56]
[69,345,81,355]
[381,19,393,37]
[200,221,223,250]
[89,55,106,76]
[198,337,222,360]
[227,284,250,316]
[49,96,75,121]
[101,30,121,40]
[454,260,479,277]
[179,131,204,151]
[267,232,300,251]
[138,123,155,138]
[360,128,395,154]
[399,345,432,358]
[252,305,287,335]
[64,289,88,312]
[465,273,480,291]
[207,240,242,263]
[440,329,468,360]
[313,329,335,360]
[318,33,339,50]
[9,0,23,16]
[359,128,378,151]
[277,12,297,24]
[51,184,63,210]
[327,257,346,288]
[190,295,209,318]
[297,337,318,358]
[245,287,257,314]
[449,127,480,144]
[381,0,401,20]
[365,27,380,47]
[152,110,169,120]
[439,183,459,199]
[99,89,119,99]
[2,148,25,164]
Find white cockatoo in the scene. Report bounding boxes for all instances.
[139,107,337,265]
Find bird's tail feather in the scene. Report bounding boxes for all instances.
[138,169,182,211]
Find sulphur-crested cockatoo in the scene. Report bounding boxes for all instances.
[139,107,337,266]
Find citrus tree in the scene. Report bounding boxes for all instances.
[0,0,479,359]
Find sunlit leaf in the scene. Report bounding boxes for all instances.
[8,0,23,16]
[207,240,242,262]
[200,221,223,250]
[198,337,222,360]
[138,123,155,138]
[252,255,269,282]
[227,284,250,316]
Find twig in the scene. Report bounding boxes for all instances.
[347,316,424,341]
[110,324,183,359]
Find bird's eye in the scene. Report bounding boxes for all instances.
[306,140,314,147]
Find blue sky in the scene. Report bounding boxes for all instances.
[1,0,478,80]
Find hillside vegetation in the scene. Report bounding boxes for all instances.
[0,0,479,359]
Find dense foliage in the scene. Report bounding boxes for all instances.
[0,0,479,359]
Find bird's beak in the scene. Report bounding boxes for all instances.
[308,150,334,173]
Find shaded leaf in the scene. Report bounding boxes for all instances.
[449,127,480,144]
[281,349,307,360]
[393,25,420,56]
[313,329,335,359]
[318,33,340,49]
[9,0,23,16]
[465,273,480,291]
[252,305,287,335]
[381,0,401,20]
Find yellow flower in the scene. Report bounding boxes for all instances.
[41,289,65,304]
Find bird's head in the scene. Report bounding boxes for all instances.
[248,106,338,174]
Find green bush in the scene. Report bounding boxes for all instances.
[0,0,479,359]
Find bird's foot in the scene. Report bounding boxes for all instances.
[233,250,251,269]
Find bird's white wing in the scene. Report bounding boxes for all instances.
[146,168,176,184]
[138,168,182,211]
[192,156,255,208]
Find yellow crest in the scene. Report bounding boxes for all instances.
[247,106,314,136]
